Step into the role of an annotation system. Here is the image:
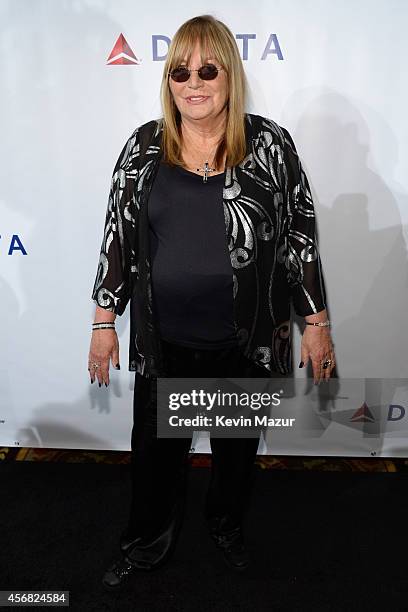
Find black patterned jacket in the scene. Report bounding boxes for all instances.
[91,113,327,378]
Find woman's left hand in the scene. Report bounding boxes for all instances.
[300,326,336,384]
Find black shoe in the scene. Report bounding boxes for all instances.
[102,555,152,591]
[119,530,143,554]
[210,525,250,571]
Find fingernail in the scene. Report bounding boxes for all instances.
[91,379,94,384]
[115,364,120,370]
[299,361,304,368]
[105,382,108,387]
[98,382,101,387]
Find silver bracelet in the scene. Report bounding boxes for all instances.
[305,320,331,327]
[92,322,116,330]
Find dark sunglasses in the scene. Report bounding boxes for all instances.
[168,63,224,83]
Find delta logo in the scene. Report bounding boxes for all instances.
[350,402,375,423]
[350,402,405,423]
[106,32,284,65]
[107,34,141,65]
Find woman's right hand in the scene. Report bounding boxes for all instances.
[88,329,120,386]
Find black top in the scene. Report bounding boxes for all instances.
[147,161,239,349]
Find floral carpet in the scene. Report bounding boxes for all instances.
[1,446,407,471]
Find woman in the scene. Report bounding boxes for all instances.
[88,15,335,589]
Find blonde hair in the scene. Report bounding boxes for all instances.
[160,15,248,170]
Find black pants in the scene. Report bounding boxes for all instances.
[122,338,265,568]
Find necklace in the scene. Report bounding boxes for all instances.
[194,142,219,183]
[182,129,221,183]
[197,159,215,183]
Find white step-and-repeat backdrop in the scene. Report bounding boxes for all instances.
[1,0,407,456]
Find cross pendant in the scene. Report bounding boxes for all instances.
[197,161,214,183]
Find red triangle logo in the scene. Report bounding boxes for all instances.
[107,34,141,65]
[350,402,375,423]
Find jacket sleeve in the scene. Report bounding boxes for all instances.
[281,126,327,316]
[91,128,140,315]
